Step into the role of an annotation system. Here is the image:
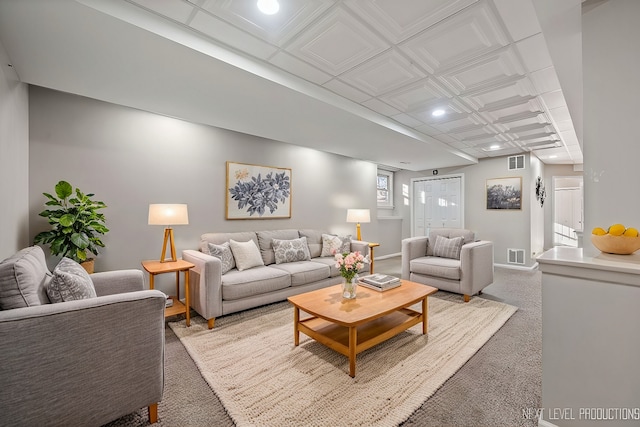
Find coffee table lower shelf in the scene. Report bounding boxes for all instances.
[297,307,424,375]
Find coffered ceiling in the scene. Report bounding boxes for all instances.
[0,0,582,171]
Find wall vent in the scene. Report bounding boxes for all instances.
[507,248,525,265]
[507,155,525,170]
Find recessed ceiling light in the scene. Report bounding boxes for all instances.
[490,144,500,150]
[548,155,558,159]
[432,109,445,117]
[257,0,279,15]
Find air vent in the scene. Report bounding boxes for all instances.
[508,155,525,170]
[507,248,525,265]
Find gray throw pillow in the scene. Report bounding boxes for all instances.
[432,235,464,260]
[320,234,351,257]
[207,242,236,274]
[46,257,97,303]
[272,237,311,264]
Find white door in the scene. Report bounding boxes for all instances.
[412,175,463,236]
[553,177,583,247]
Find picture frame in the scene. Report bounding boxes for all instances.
[226,162,292,219]
[486,177,522,210]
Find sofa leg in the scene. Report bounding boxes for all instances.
[148,403,158,424]
[208,318,215,329]
[464,294,470,303]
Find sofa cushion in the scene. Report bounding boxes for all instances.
[311,257,341,277]
[427,228,475,256]
[229,239,264,271]
[320,234,351,257]
[222,266,290,300]
[256,229,300,265]
[298,229,324,258]
[410,257,461,280]
[47,257,97,303]
[432,235,464,260]
[272,237,311,264]
[0,246,51,310]
[270,261,331,286]
[207,242,236,274]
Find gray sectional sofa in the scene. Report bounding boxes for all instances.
[182,229,370,329]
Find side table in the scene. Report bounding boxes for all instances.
[142,259,194,327]
[368,242,380,274]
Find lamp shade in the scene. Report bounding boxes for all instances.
[148,204,189,226]
[346,209,370,223]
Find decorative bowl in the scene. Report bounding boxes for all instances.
[591,234,640,255]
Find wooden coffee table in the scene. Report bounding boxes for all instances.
[287,280,438,377]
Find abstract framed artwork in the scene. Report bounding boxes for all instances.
[226,162,292,219]
[486,177,522,210]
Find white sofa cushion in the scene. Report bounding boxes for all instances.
[410,257,461,280]
[270,261,330,286]
[229,239,264,271]
[222,266,290,300]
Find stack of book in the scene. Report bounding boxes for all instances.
[358,274,401,291]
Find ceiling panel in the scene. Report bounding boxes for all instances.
[0,0,583,168]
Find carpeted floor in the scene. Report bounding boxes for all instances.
[105,257,541,427]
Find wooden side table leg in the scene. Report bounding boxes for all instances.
[175,271,180,299]
[293,307,300,346]
[184,269,190,327]
[369,246,375,274]
[422,297,428,334]
[149,273,155,290]
[349,326,357,377]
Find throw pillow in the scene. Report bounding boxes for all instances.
[207,242,236,274]
[46,257,97,303]
[229,239,264,271]
[272,237,311,264]
[320,234,352,257]
[432,235,464,260]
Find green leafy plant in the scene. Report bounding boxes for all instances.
[33,180,109,263]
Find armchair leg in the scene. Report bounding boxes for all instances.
[208,318,215,329]
[478,290,483,295]
[148,403,158,424]
[463,294,470,303]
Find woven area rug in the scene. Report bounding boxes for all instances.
[169,293,517,427]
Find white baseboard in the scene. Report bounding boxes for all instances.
[376,252,401,260]
[494,262,539,271]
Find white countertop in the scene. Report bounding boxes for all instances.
[537,246,640,285]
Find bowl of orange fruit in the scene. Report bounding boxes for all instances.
[591,224,640,254]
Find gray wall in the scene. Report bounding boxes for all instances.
[583,0,640,256]
[28,87,382,292]
[0,42,29,259]
[414,155,539,267]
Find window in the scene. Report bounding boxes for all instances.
[377,169,394,209]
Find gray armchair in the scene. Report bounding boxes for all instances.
[401,228,494,302]
[0,246,165,426]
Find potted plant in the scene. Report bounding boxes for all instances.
[33,180,109,273]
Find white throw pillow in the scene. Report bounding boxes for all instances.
[229,239,264,271]
[321,234,351,257]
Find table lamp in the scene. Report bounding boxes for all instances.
[346,208,370,241]
[148,204,189,262]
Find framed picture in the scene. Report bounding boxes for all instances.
[486,177,522,210]
[226,162,292,219]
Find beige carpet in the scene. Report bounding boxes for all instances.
[169,293,517,427]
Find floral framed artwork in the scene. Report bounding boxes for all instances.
[226,162,292,219]
[486,177,522,210]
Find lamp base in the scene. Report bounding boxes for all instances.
[160,227,177,263]
[356,223,362,241]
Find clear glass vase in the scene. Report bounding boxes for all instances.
[341,275,358,299]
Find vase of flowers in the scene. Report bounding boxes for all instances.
[334,250,365,299]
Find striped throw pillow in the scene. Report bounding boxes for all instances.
[432,235,464,260]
